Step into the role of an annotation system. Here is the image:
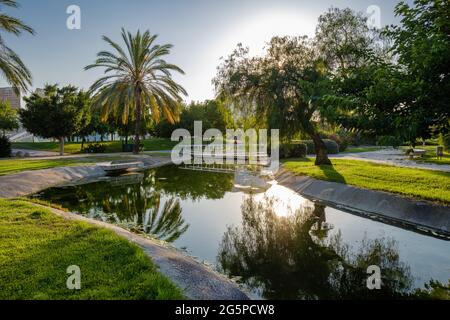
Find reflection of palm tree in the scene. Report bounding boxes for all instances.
[37,176,189,243]
[142,198,189,242]
[98,189,189,243]
[218,196,413,299]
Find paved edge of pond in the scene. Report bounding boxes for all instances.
[32,204,249,300]
[0,156,171,198]
[276,168,450,236]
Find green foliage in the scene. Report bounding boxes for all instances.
[0,199,183,299]
[315,7,383,71]
[384,0,450,132]
[20,85,90,153]
[414,280,450,300]
[0,100,19,133]
[82,143,106,154]
[0,135,12,158]
[280,143,307,159]
[376,136,403,148]
[153,100,234,138]
[297,139,339,155]
[86,28,187,153]
[439,133,450,152]
[0,0,34,92]
[214,37,333,164]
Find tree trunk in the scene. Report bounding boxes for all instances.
[59,137,65,156]
[310,133,331,165]
[134,86,142,154]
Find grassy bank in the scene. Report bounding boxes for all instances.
[0,158,94,176]
[12,138,178,154]
[0,199,183,300]
[283,158,450,203]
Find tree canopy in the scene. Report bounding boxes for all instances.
[20,85,90,155]
[0,100,19,135]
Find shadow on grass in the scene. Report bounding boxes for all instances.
[317,161,347,184]
[282,157,347,184]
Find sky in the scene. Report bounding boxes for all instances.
[0,0,408,102]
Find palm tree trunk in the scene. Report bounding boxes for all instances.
[134,86,142,154]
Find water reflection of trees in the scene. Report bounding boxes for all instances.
[218,197,414,299]
[36,174,189,242]
[153,165,234,200]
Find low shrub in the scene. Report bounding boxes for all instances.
[439,133,450,152]
[280,143,307,159]
[296,139,339,155]
[328,133,349,152]
[83,143,106,154]
[0,135,11,158]
[376,136,402,148]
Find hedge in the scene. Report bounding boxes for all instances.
[295,139,339,155]
[280,143,307,159]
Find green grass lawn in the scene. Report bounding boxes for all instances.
[0,156,145,176]
[0,158,94,176]
[0,199,183,300]
[400,145,450,165]
[282,158,450,203]
[12,138,178,154]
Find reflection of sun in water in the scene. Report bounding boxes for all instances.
[255,181,312,217]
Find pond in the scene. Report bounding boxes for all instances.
[33,165,450,299]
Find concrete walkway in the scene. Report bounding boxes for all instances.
[0,155,172,198]
[329,148,450,172]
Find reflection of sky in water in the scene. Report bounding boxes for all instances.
[158,181,450,288]
[35,168,450,293]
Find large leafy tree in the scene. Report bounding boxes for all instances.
[20,85,90,155]
[152,99,234,138]
[86,28,187,154]
[214,37,332,165]
[324,1,450,145]
[384,0,450,136]
[0,0,34,93]
[315,7,385,72]
[0,100,18,135]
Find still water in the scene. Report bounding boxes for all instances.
[33,165,450,299]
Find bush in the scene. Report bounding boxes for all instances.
[328,133,349,152]
[83,143,106,154]
[376,136,402,148]
[280,143,307,159]
[296,139,340,155]
[0,135,11,158]
[439,133,450,152]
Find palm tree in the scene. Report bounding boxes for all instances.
[86,28,187,154]
[0,0,34,93]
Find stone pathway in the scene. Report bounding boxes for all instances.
[329,148,450,172]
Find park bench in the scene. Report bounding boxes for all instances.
[409,149,426,159]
